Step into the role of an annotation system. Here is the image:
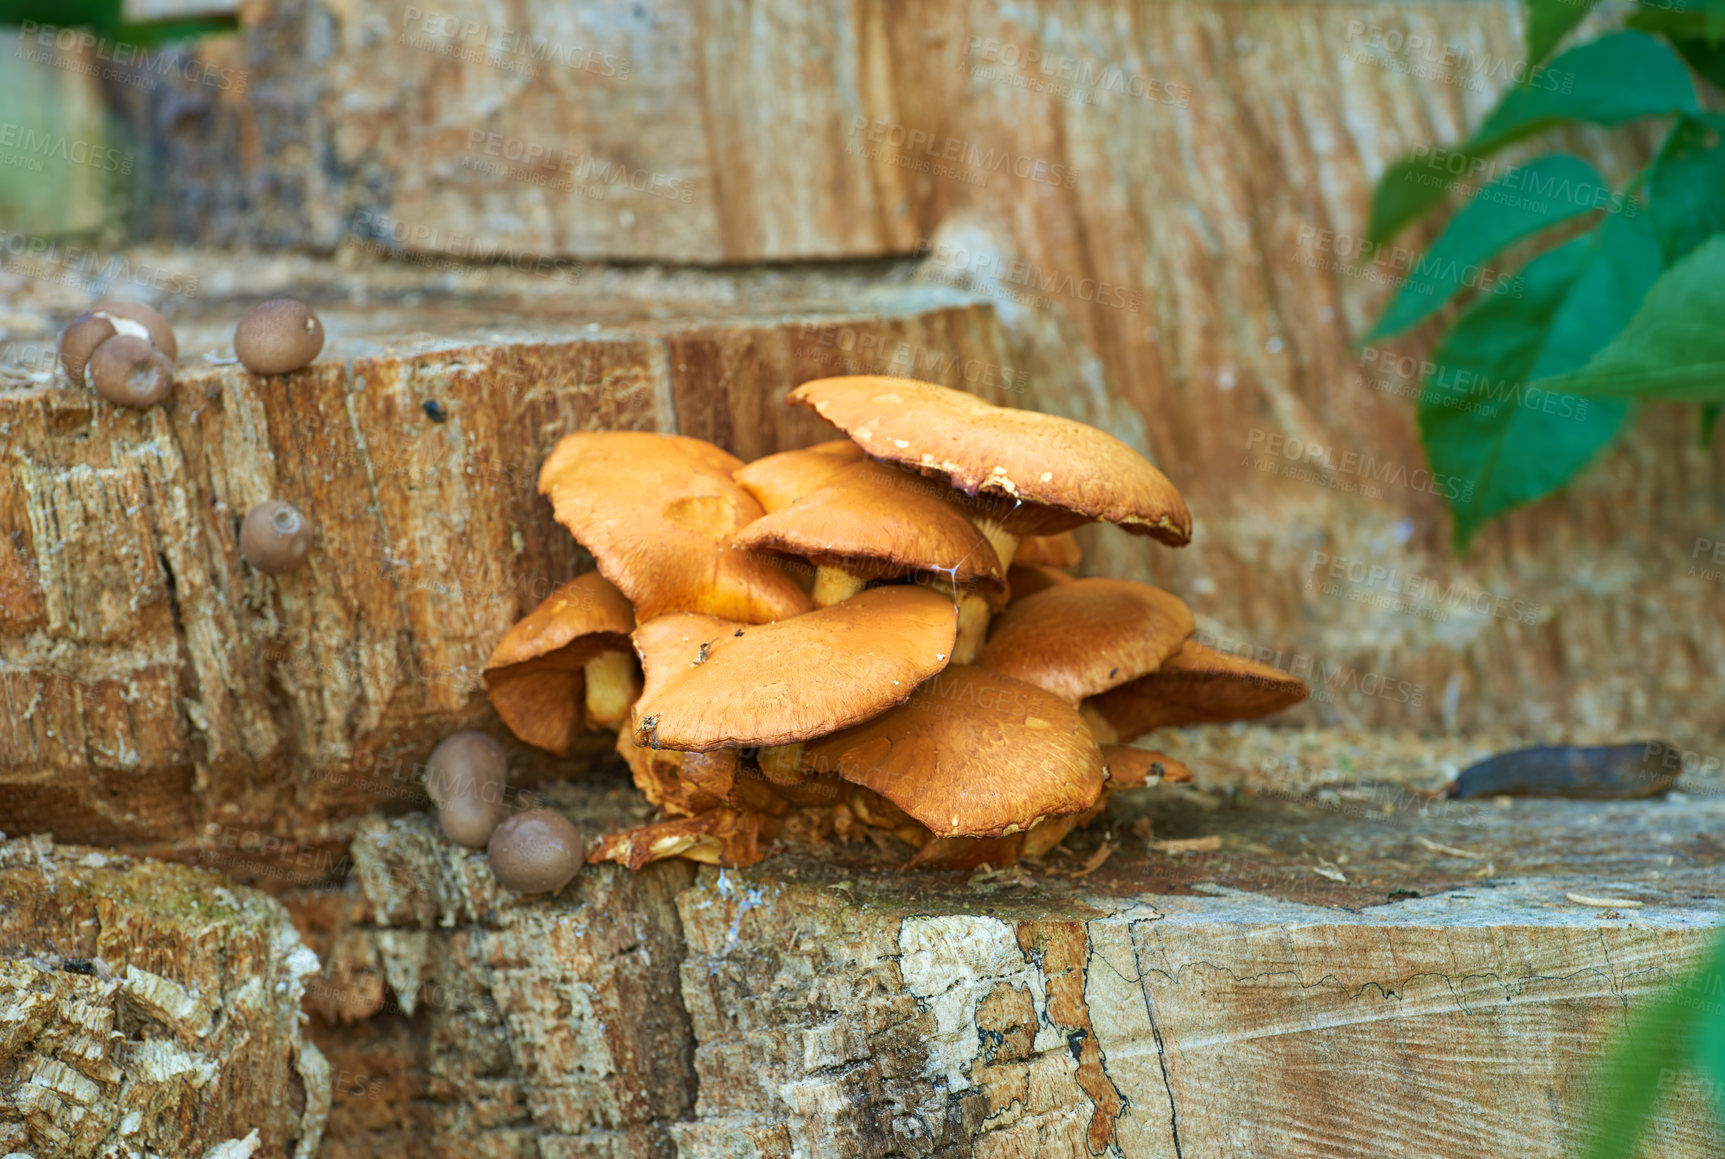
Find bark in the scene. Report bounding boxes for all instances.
[283,760,1725,1158]
[0,834,328,1158]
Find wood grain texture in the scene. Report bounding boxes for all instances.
[280,767,1725,1158]
[0,259,1008,871]
[0,833,328,1158]
[98,0,1725,744]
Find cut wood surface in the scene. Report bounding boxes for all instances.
[62,0,1725,741]
[0,256,1011,866]
[0,833,329,1158]
[284,759,1725,1158]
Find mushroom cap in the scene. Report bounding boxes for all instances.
[1006,563,1074,603]
[588,807,765,870]
[87,335,175,408]
[733,441,866,513]
[425,731,510,847]
[240,499,313,574]
[57,312,117,383]
[630,584,958,752]
[539,431,812,623]
[1015,532,1081,567]
[1086,639,1310,741]
[89,300,178,361]
[234,297,325,375]
[487,809,585,893]
[732,459,1004,590]
[483,572,637,756]
[1101,746,1192,788]
[975,579,1194,704]
[788,376,1191,543]
[804,665,1105,838]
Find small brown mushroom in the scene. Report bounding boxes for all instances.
[487,809,585,892]
[86,335,175,408]
[1015,532,1082,568]
[1006,563,1074,602]
[240,499,314,574]
[1085,639,1310,742]
[425,731,510,847]
[57,312,117,384]
[234,298,325,375]
[88,300,178,361]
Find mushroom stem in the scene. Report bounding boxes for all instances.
[951,591,993,664]
[975,520,1020,571]
[757,742,806,785]
[810,565,868,607]
[583,650,641,730]
[1079,702,1120,745]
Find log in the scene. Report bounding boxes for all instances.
[0,833,328,1157]
[90,0,1725,745]
[0,257,1012,868]
[285,751,1725,1158]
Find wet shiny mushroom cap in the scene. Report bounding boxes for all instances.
[426,731,510,847]
[57,312,117,383]
[487,809,585,892]
[234,298,325,375]
[788,376,1191,543]
[240,499,313,574]
[89,300,178,361]
[732,441,866,513]
[1086,638,1310,742]
[87,335,174,408]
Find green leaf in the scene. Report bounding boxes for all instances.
[1368,154,1611,340]
[1647,113,1725,263]
[1368,31,1699,245]
[1691,934,1725,1122]
[1704,403,1722,446]
[1536,234,1725,400]
[1526,0,1599,69]
[1421,213,1662,549]
[1579,982,1694,1159]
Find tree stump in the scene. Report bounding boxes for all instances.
[0,834,328,1158]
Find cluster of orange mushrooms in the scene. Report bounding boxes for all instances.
[441,377,1308,891]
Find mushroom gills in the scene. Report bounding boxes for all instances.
[583,649,641,730]
[973,519,1020,571]
[757,742,806,785]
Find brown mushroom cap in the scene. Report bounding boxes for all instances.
[483,572,636,756]
[87,335,175,408]
[58,312,117,384]
[487,809,585,892]
[1015,532,1081,567]
[1102,746,1193,787]
[630,584,958,751]
[732,459,1004,591]
[788,376,1190,543]
[425,731,510,847]
[1006,563,1074,602]
[234,298,325,375]
[732,441,866,513]
[804,665,1104,838]
[975,579,1194,704]
[1086,639,1310,741]
[240,499,313,574]
[539,431,812,624]
[89,300,178,361]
